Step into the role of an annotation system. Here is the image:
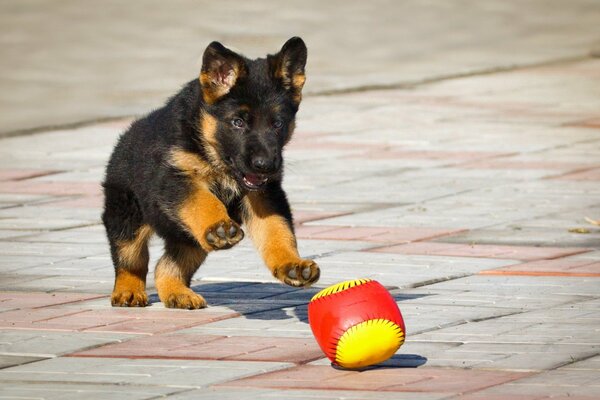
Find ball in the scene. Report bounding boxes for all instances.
[308,278,405,369]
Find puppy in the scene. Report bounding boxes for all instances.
[102,37,320,309]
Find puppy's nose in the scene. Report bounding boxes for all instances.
[251,155,277,173]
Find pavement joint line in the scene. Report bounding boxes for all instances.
[0,292,108,310]
[310,54,592,96]
[0,115,134,139]
[0,378,205,390]
[543,164,600,180]
[408,310,524,336]
[11,171,66,182]
[444,370,540,399]
[0,55,593,140]
[0,352,57,358]
[404,273,473,289]
[541,351,600,373]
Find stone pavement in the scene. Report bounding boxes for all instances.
[1,2,600,397]
[2,0,600,135]
[0,56,599,399]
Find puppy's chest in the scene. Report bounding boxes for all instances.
[209,174,242,205]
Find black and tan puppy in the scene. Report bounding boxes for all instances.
[102,37,320,309]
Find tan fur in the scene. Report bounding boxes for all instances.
[116,224,153,269]
[178,183,231,251]
[155,244,207,309]
[198,111,240,198]
[200,111,219,146]
[243,192,301,271]
[199,62,242,105]
[169,149,213,179]
[111,224,153,306]
[113,269,146,291]
[292,73,306,90]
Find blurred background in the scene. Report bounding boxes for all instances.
[1,0,599,136]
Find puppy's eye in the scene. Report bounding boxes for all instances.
[232,118,245,129]
[273,120,283,130]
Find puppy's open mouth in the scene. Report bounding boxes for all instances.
[242,173,268,190]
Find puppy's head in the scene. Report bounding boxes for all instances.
[198,37,307,191]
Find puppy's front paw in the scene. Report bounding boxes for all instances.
[205,219,244,250]
[273,259,320,287]
[111,289,148,307]
[162,289,207,310]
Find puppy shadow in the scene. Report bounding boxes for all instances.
[333,354,429,371]
[148,281,429,368]
[150,281,431,323]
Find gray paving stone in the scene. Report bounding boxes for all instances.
[0,241,106,258]
[0,217,95,231]
[471,367,600,397]
[313,251,514,288]
[0,330,134,358]
[562,354,600,370]
[0,255,74,272]
[0,8,599,398]
[0,382,181,400]
[180,310,314,338]
[0,357,292,388]
[168,387,448,400]
[0,193,53,205]
[0,355,45,369]
[426,275,600,297]
[0,230,34,240]
[0,274,114,293]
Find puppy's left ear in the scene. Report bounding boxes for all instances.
[270,37,307,103]
[200,41,246,104]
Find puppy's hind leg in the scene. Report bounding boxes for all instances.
[155,240,207,310]
[103,185,153,307]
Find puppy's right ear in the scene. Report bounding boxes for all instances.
[200,42,246,104]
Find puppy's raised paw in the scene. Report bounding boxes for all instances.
[273,259,320,287]
[205,219,244,250]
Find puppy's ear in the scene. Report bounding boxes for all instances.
[270,37,307,103]
[200,42,246,104]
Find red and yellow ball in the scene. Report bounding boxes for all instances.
[308,279,405,369]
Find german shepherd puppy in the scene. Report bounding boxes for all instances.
[102,37,320,309]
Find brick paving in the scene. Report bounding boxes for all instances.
[1,8,600,400]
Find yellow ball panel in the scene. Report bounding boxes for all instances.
[335,319,405,369]
[310,278,371,301]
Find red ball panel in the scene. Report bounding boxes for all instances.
[308,280,405,363]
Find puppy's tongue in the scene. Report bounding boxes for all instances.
[243,173,267,187]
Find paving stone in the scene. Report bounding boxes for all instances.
[169,387,448,400]
[218,364,532,393]
[297,225,465,243]
[0,305,239,334]
[0,291,105,311]
[313,251,515,287]
[464,367,600,398]
[0,169,60,181]
[0,355,45,369]
[0,357,292,388]
[0,329,134,357]
[480,258,600,277]
[0,241,107,257]
[551,167,600,181]
[179,314,315,338]
[424,275,600,297]
[0,229,36,240]
[0,16,600,399]
[0,382,181,400]
[373,242,592,261]
[70,333,323,363]
[0,180,102,197]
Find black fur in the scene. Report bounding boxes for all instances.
[102,37,309,305]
